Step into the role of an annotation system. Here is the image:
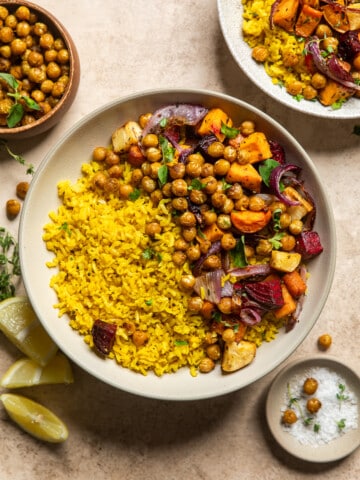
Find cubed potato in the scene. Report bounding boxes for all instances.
[270,250,302,273]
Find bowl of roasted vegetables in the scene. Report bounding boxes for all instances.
[218,0,360,118]
[19,89,336,400]
[0,1,80,139]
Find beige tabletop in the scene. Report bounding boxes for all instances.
[0,0,359,478]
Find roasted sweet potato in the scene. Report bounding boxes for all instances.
[295,4,323,37]
[272,0,300,32]
[231,209,271,234]
[197,108,233,142]
[202,223,224,242]
[274,284,297,319]
[323,1,350,33]
[225,162,262,193]
[283,270,307,298]
[319,79,354,106]
[238,132,272,164]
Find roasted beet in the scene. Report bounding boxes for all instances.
[338,30,360,62]
[197,134,218,156]
[269,139,286,164]
[244,278,284,309]
[91,319,117,355]
[295,231,323,260]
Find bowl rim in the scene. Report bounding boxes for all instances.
[19,88,337,400]
[266,354,360,462]
[0,0,80,137]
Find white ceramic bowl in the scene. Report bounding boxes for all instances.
[217,0,360,119]
[19,89,336,400]
[266,356,360,462]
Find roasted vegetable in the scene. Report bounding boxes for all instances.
[283,270,307,297]
[295,4,323,37]
[237,131,272,164]
[230,209,272,233]
[274,284,297,319]
[225,162,262,192]
[244,278,285,309]
[112,121,143,153]
[271,0,300,32]
[197,108,233,141]
[270,250,302,273]
[221,340,256,372]
[295,230,323,259]
[91,320,117,355]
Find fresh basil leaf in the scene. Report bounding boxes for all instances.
[220,122,239,139]
[7,103,24,128]
[0,73,19,90]
[259,158,280,187]
[159,136,175,163]
[188,178,205,190]
[22,96,40,111]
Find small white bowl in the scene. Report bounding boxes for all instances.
[266,355,360,462]
[19,89,336,400]
[217,0,360,119]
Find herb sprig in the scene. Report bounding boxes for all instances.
[0,227,20,301]
[0,139,35,175]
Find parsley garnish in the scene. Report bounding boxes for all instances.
[142,248,162,262]
[174,340,188,346]
[269,232,285,250]
[220,122,239,139]
[188,178,206,190]
[129,188,140,201]
[145,299,153,306]
[229,236,248,267]
[258,158,280,187]
[59,222,72,236]
[337,418,346,431]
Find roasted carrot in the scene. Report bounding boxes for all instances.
[295,4,323,37]
[230,209,272,234]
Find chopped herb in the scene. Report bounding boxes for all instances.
[188,178,206,190]
[220,122,239,139]
[142,248,162,262]
[272,208,282,231]
[157,164,168,186]
[0,140,34,175]
[336,383,349,404]
[221,178,232,191]
[331,99,346,110]
[0,227,20,301]
[145,299,153,306]
[159,117,167,128]
[0,72,40,128]
[314,423,321,433]
[159,135,175,163]
[259,158,280,187]
[229,236,248,267]
[269,231,285,250]
[293,94,304,102]
[337,418,346,431]
[59,222,72,236]
[129,188,140,201]
[174,340,188,346]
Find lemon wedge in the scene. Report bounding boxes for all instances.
[0,352,74,389]
[0,393,69,443]
[0,296,58,366]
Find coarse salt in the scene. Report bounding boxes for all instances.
[281,367,358,446]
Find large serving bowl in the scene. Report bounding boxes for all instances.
[217,0,360,119]
[19,89,336,401]
[0,0,80,139]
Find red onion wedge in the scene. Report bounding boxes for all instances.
[141,104,208,139]
[269,164,301,205]
[305,37,360,92]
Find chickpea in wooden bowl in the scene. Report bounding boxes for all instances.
[0,1,80,139]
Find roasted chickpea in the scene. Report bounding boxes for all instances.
[315,24,332,39]
[28,67,46,83]
[138,112,152,128]
[185,161,202,178]
[6,199,21,218]
[181,226,197,242]
[303,378,318,395]
[180,274,196,290]
[248,195,266,212]
[33,22,47,36]
[179,211,197,228]
[311,72,327,90]
[221,233,236,251]
[256,239,272,256]
[282,409,298,425]
[286,80,303,96]
[214,159,230,176]
[149,162,161,179]
[0,26,14,43]
[130,168,143,186]
[240,120,255,136]
[44,49,57,63]
[186,244,201,262]
[118,183,134,199]
[93,146,107,162]
[235,195,250,210]
[171,179,188,197]
[222,328,236,343]
[145,147,161,163]
[174,238,189,251]
[318,333,332,350]
[306,398,322,414]
[199,239,211,254]
[15,6,31,21]
[187,296,203,313]
[141,176,157,193]
[207,141,225,158]
[203,176,218,195]
[172,196,188,211]
[142,133,158,148]
[172,250,187,266]
[161,182,173,197]
[211,191,227,209]
[103,177,119,195]
[218,297,233,315]
[104,150,120,166]
[303,85,318,101]
[282,52,299,68]
[10,38,26,55]
[252,45,269,62]
[150,189,163,206]
[227,183,243,200]
[202,254,222,270]
[289,219,303,235]
[169,162,185,179]
[5,14,17,29]
[217,214,231,230]
[57,48,70,64]
[201,163,214,177]
[145,222,162,237]
[28,50,44,67]
[16,181,29,199]
[206,344,221,361]
[108,165,123,178]
[189,189,207,205]
[223,145,237,163]
[280,234,296,251]
[92,171,107,189]
[199,357,215,373]
[279,212,292,229]
[46,61,61,79]
[322,37,339,53]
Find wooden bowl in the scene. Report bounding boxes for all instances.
[0,0,80,139]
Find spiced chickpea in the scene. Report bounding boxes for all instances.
[306,398,322,414]
[130,168,143,186]
[222,328,236,343]
[132,331,149,347]
[189,189,207,205]
[282,409,298,425]
[141,176,157,193]
[211,191,227,209]
[303,378,318,395]
[6,199,21,218]
[16,181,29,199]
[142,133,158,148]
[280,234,296,251]
[199,239,211,254]
[240,120,255,136]
[168,162,185,179]
[108,165,123,178]
[203,176,218,195]
[199,357,215,373]
[187,296,203,313]
[315,23,332,39]
[214,159,230,176]
[202,210,217,226]
[227,183,243,200]
[185,161,202,178]
[179,211,197,228]
[93,146,107,162]
[171,179,188,196]
[207,141,225,158]
[149,162,161,179]
[145,222,162,237]
[118,183,134,199]
[105,151,120,166]
[16,21,31,38]
[180,274,196,290]
[318,333,332,350]
[150,189,163,206]
[46,61,61,79]
[221,233,236,250]
[206,344,221,361]
[311,72,327,90]
[224,145,237,163]
[218,297,233,314]
[57,49,70,64]
[174,238,189,251]
[201,162,214,177]
[172,250,187,267]
[138,113,152,128]
[202,254,222,270]
[186,244,201,262]
[15,6,31,21]
[172,196,188,211]
[217,214,231,230]
[289,219,303,235]
[181,226,197,242]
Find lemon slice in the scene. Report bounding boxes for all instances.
[0,393,69,443]
[0,352,74,389]
[0,296,58,366]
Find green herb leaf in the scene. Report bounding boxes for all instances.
[272,208,282,231]
[259,158,280,187]
[129,188,140,201]
[229,236,248,267]
[159,135,175,163]
[159,118,167,128]
[269,231,285,250]
[0,72,19,90]
[145,299,153,306]
[157,164,168,186]
[58,222,72,236]
[337,418,346,431]
[7,103,24,128]
[221,178,232,191]
[22,95,40,111]
[188,178,205,190]
[220,122,239,139]
[0,227,20,301]
[314,423,320,433]
[142,248,162,262]
[174,340,188,346]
